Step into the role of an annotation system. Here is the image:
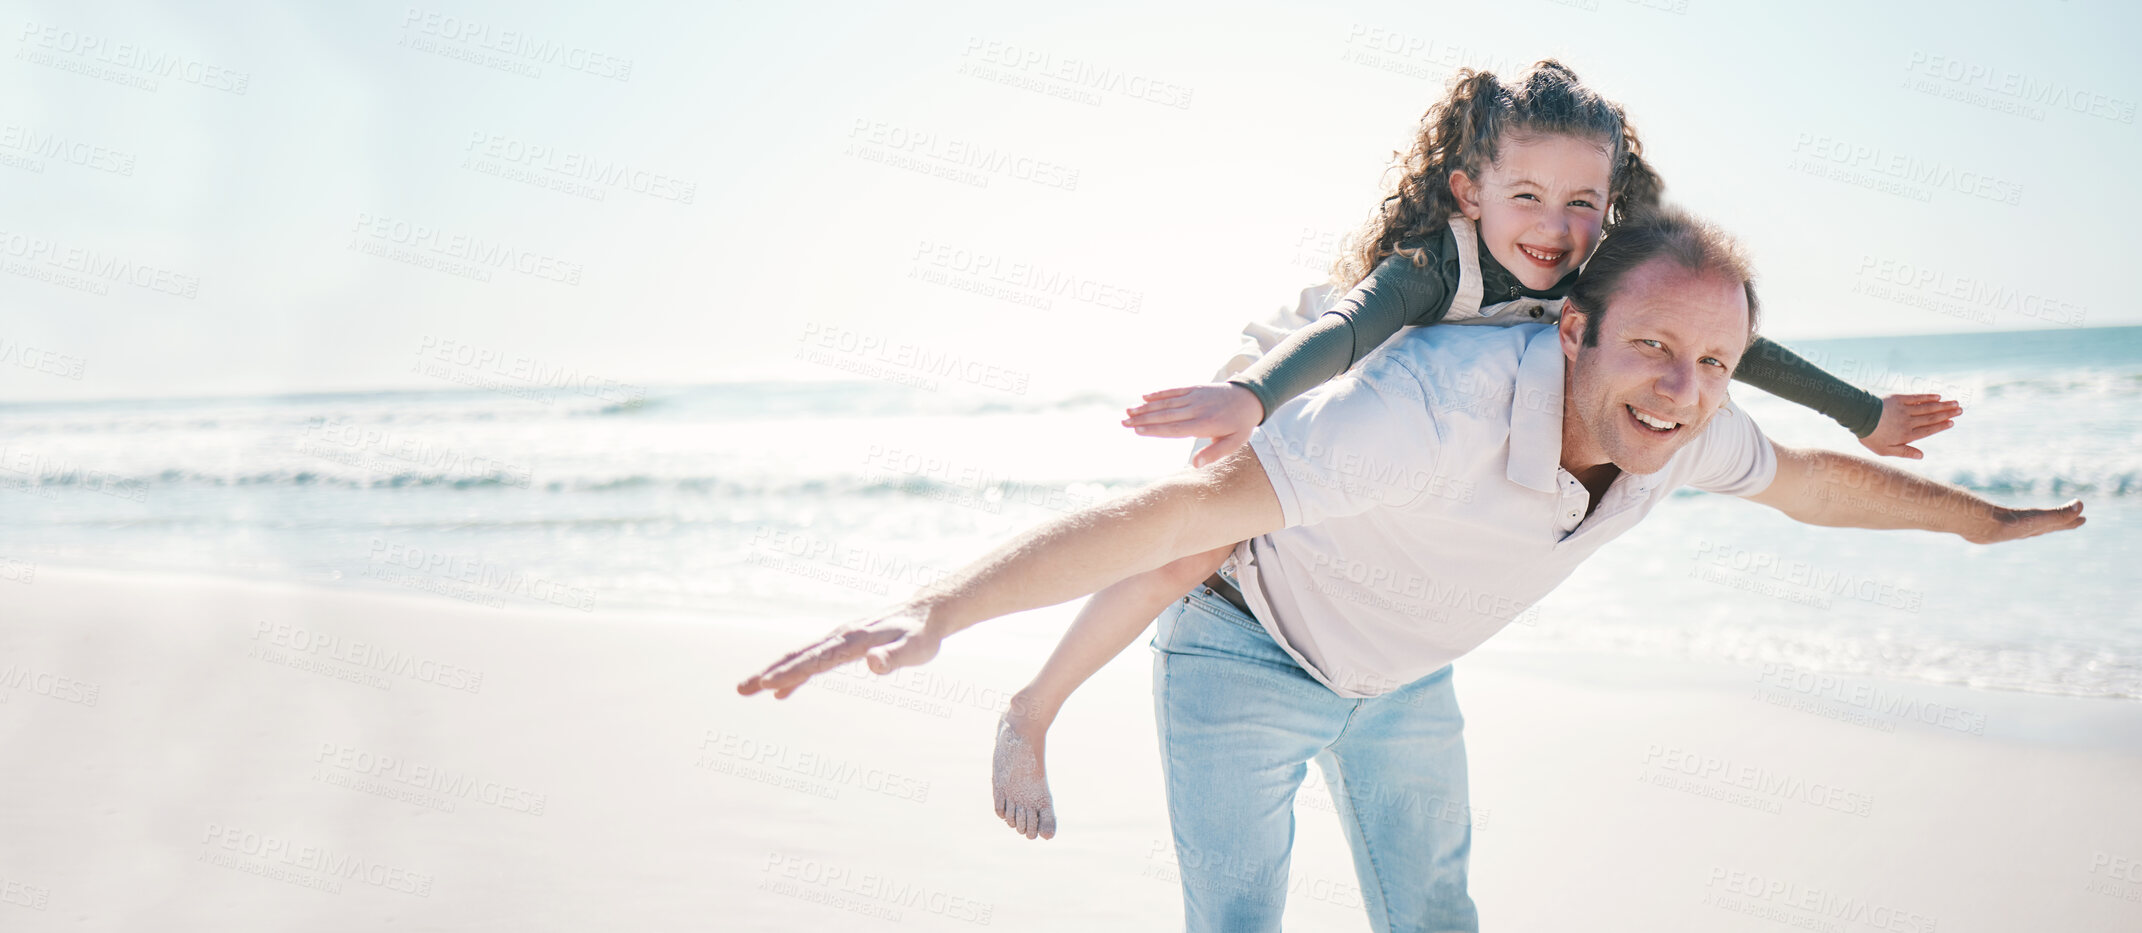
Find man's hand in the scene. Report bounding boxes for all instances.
[736,606,941,699]
[738,446,1284,702]
[1749,442,2085,544]
[1857,393,1962,460]
[1962,500,2086,545]
[1122,384,1265,468]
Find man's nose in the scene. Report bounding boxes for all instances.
[1654,361,1700,409]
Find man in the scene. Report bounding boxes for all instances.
[738,208,2084,932]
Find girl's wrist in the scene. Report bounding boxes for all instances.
[1226,382,1270,425]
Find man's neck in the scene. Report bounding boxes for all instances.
[1564,459,1620,515]
[1559,377,1620,515]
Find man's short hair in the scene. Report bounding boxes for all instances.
[1571,205,1761,348]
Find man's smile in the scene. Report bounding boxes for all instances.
[1626,403,1682,435]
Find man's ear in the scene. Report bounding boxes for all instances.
[1448,169,1484,220]
[1558,300,1587,362]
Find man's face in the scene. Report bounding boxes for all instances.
[1559,258,1751,475]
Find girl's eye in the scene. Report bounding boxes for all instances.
[1568,199,1597,210]
[1513,193,1538,201]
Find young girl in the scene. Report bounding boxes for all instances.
[990,60,1962,840]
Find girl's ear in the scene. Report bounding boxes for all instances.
[1448,169,1485,220]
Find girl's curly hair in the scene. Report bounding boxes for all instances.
[1333,60,1665,287]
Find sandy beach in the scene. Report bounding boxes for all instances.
[8,0,2142,928]
[0,566,2136,931]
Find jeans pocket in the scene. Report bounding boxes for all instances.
[1164,589,1290,667]
[1185,584,1265,633]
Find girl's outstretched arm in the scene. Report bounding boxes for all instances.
[1734,337,1962,459]
[1126,246,1453,467]
[993,545,1233,840]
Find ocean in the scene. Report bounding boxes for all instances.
[1,325,2135,699]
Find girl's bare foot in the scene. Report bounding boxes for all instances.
[991,710,1056,840]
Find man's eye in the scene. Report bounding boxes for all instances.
[1701,356,1726,368]
[1638,339,1663,349]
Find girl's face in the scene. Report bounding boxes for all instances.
[1449,132,1614,291]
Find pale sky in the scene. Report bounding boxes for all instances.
[3,0,2137,402]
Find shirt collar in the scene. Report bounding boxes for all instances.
[1507,325,1568,493]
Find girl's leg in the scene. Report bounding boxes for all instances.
[994,544,1234,839]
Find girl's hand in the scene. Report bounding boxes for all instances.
[1122,384,1265,468]
[1857,393,1963,460]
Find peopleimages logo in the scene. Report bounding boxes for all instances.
[1753,663,1986,736]
[1903,50,2136,125]
[846,119,1082,191]
[409,336,646,407]
[397,9,632,81]
[198,823,434,897]
[794,322,1032,396]
[0,123,136,175]
[463,131,695,203]
[15,20,252,94]
[364,537,597,612]
[0,229,200,298]
[959,36,1194,109]
[349,213,581,285]
[314,742,548,815]
[251,620,486,693]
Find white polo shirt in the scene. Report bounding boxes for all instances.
[1238,321,1777,698]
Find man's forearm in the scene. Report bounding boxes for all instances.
[910,448,1283,640]
[1758,445,2003,541]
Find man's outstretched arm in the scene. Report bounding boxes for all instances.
[737,447,1286,698]
[1744,441,2085,544]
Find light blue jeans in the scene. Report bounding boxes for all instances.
[1150,582,1477,933]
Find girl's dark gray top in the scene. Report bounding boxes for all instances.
[1229,232,1884,437]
